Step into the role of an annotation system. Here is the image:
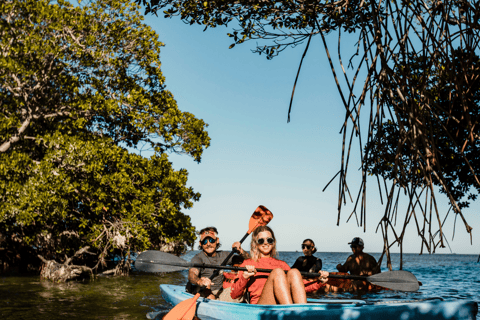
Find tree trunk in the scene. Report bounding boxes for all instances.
[38,247,93,282]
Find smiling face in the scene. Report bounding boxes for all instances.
[302,240,315,257]
[199,230,219,256]
[256,230,274,258]
[201,237,219,256]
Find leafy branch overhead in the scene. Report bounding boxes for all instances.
[139,0,480,263]
[0,0,210,275]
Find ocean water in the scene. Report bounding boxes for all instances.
[0,251,478,319]
[280,251,480,304]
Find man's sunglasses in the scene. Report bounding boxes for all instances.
[302,244,313,250]
[201,237,216,245]
[257,237,275,245]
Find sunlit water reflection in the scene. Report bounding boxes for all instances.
[1,252,478,319]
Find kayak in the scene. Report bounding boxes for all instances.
[160,284,478,320]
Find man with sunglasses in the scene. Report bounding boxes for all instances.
[187,227,248,300]
[336,237,380,277]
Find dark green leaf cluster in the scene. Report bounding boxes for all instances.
[137,0,376,58]
[0,0,210,272]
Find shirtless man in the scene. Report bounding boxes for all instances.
[336,237,380,276]
[187,227,248,300]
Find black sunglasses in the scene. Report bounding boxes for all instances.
[257,237,275,245]
[201,237,216,245]
[302,244,313,250]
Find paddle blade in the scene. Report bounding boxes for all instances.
[368,270,420,292]
[135,250,188,273]
[163,294,199,320]
[248,205,273,234]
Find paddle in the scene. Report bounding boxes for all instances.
[217,205,273,268]
[155,205,273,320]
[136,250,420,293]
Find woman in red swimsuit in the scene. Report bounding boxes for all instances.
[230,226,329,305]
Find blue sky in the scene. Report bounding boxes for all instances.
[142,13,479,255]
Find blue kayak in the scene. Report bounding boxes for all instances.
[160,284,478,320]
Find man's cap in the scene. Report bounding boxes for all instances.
[348,237,364,247]
[200,230,217,241]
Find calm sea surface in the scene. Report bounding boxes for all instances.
[1,251,479,319]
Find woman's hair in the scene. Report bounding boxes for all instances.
[303,238,317,254]
[197,226,222,250]
[250,226,277,262]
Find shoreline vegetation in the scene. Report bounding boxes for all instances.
[0,239,190,281]
[1,0,209,283]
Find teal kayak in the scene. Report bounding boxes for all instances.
[160,284,478,320]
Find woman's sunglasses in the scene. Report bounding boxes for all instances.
[201,237,216,245]
[257,237,275,245]
[302,244,313,250]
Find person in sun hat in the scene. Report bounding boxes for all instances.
[186,227,249,300]
[336,237,380,276]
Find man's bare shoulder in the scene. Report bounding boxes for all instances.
[344,254,356,264]
[363,252,378,262]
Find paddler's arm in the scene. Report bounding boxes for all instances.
[336,264,346,272]
[315,258,322,272]
[232,241,250,259]
[336,256,353,273]
[304,271,329,293]
[372,256,381,274]
[188,267,211,288]
[230,264,254,299]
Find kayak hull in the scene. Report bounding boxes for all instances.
[160,284,478,320]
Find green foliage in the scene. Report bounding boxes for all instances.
[136,0,377,58]
[0,0,210,272]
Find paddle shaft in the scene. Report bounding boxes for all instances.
[208,229,252,282]
[136,249,419,292]
[137,258,369,280]
[212,231,249,276]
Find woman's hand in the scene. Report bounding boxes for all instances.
[243,265,256,279]
[317,270,329,284]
